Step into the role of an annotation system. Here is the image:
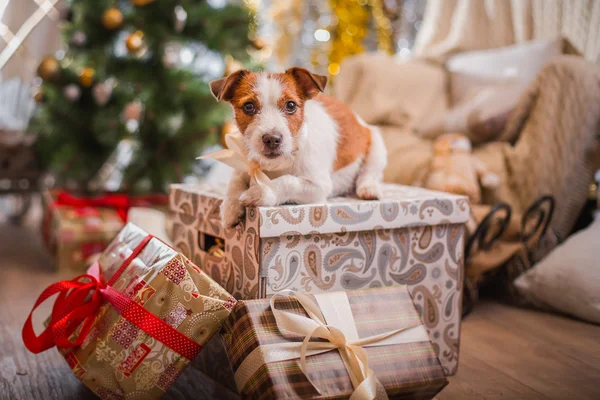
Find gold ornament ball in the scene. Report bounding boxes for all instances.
[126,31,144,52]
[37,57,60,81]
[102,8,124,30]
[79,67,95,87]
[33,90,45,103]
[252,38,266,50]
[131,0,155,5]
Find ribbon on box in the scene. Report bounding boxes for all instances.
[51,191,169,222]
[197,131,271,187]
[234,290,430,400]
[22,234,202,361]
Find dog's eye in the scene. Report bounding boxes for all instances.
[284,101,297,114]
[242,102,256,115]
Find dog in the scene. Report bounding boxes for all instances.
[209,67,387,228]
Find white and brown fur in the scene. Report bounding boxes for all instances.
[210,67,387,228]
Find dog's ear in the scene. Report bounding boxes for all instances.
[209,69,248,102]
[285,67,327,99]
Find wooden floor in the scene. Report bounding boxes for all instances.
[0,204,599,400]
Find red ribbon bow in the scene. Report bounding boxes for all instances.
[23,235,202,361]
[53,191,168,222]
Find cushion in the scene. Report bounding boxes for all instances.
[335,54,448,128]
[514,213,600,324]
[416,39,563,144]
[447,38,564,103]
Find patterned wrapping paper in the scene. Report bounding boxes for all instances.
[169,183,468,375]
[42,189,125,273]
[57,223,237,399]
[210,285,448,399]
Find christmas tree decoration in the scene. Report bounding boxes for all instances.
[70,31,87,47]
[92,79,114,106]
[102,8,124,31]
[371,0,394,54]
[262,1,424,77]
[63,84,81,102]
[125,31,144,53]
[123,100,143,123]
[224,55,243,76]
[162,43,180,68]
[174,6,188,33]
[328,0,370,76]
[33,89,45,103]
[166,112,184,135]
[37,57,60,81]
[131,0,155,6]
[78,67,95,87]
[251,38,266,50]
[30,0,252,194]
[269,0,303,67]
[88,138,140,192]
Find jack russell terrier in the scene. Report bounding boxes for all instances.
[209,67,387,228]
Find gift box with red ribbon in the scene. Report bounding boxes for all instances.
[42,189,168,272]
[24,223,236,399]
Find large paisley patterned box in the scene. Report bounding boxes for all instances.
[168,183,469,375]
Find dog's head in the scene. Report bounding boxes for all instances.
[209,68,327,169]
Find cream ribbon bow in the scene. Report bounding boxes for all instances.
[197,131,270,186]
[233,290,430,400]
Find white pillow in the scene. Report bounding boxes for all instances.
[447,38,563,81]
[514,214,600,324]
[416,39,563,143]
[447,38,563,105]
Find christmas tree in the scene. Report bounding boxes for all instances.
[30,0,253,194]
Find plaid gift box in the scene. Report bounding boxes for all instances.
[197,285,448,399]
[169,183,468,375]
[24,223,236,399]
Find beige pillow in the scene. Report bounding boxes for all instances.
[514,214,600,324]
[417,39,563,143]
[335,54,448,128]
[447,38,563,104]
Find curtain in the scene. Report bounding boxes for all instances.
[414,0,600,64]
[0,0,64,82]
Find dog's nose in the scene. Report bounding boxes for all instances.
[262,133,282,149]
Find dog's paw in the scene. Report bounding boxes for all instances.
[356,181,381,200]
[221,200,245,228]
[240,185,278,207]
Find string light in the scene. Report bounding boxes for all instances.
[314,29,330,42]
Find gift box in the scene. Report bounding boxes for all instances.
[169,183,469,375]
[24,223,236,399]
[42,189,168,272]
[196,285,448,399]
